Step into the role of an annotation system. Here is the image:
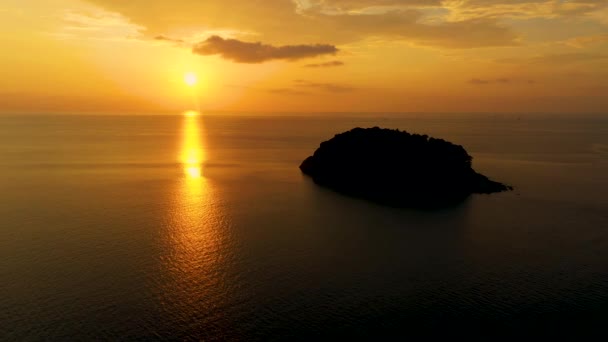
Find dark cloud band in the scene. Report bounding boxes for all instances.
[193,36,338,63]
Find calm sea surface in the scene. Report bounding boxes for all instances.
[1,113,608,339]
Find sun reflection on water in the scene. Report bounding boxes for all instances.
[158,112,230,325]
[181,111,204,179]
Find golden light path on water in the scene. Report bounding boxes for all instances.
[159,111,230,324]
[181,111,204,179]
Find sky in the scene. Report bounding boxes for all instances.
[1,0,607,114]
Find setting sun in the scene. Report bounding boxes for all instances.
[184,72,198,87]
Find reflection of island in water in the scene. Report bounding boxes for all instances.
[157,112,231,328]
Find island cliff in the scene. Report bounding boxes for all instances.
[300,127,512,208]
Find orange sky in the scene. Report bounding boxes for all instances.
[1,0,607,114]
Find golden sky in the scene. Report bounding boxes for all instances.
[1,0,607,113]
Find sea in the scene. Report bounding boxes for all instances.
[1,113,608,340]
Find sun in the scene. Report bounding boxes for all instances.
[184,72,198,87]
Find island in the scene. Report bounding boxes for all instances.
[300,127,512,208]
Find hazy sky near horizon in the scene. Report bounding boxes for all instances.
[1,0,607,113]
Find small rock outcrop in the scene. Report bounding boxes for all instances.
[300,127,512,208]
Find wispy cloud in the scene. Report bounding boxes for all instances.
[562,34,608,48]
[444,0,608,21]
[266,79,356,96]
[268,88,311,95]
[53,9,144,41]
[294,79,355,92]
[498,53,608,65]
[304,60,345,68]
[154,35,185,44]
[468,78,535,85]
[88,0,521,48]
[469,78,510,85]
[294,0,443,13]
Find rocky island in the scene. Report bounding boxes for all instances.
[300,127,512,208]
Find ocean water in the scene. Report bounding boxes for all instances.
[1,113,608,339]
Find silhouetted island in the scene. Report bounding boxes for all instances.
[300,127,512,208]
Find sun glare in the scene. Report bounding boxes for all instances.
[184,72,198,87]
[185,165,202,178]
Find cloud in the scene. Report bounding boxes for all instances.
[87,0,520,48]
[445,0,608,21]
[498,52,608,65]
[192,36,338,63]
[469,78,508,85]
[304,60,345,68]
[154,35,184,44]
[319,11,519,48]
[468,78,535,85]
[268,80,356,95]
[295,0,443,12]
[269,88,311,95]
[535,53,608,64]
[562,34,608,48]
[54,9,144,41]
[294,79,355,92]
